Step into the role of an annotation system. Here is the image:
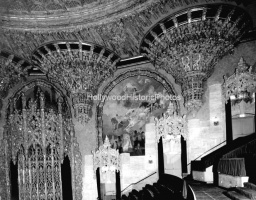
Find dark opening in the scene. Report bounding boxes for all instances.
[158,137,164,178]
[61,156,73,200]
[181,136,188,174]
[10,160,19,200]
[191,10,203,20]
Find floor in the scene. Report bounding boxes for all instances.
[188,181,230,200]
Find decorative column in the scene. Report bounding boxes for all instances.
[141,4,252,113]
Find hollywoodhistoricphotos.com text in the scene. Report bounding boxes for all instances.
[88,94,181,101]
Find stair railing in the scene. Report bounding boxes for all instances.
[187,140,226,167]
[121,171,157,195]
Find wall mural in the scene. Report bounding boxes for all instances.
[102,73,178,156]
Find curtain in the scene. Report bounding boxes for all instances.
[217,158,246,176]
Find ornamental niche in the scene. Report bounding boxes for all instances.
[32,42,120,125]
[140,4,252,113]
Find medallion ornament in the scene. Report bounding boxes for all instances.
[141,4,252,113]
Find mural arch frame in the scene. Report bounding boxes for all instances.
[0,78,83,200]
[96,68,180,147]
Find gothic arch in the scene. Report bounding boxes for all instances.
[96,68,180,147]
[0,79,83,200]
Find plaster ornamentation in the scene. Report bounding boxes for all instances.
[0,80,83,200]
[155,102,187,143]
[141,4,252,112]
[223,57,256,103]
[32,42,120,124]
[92,135,121,183]
[0,52,30,109]
[1,0,247,60]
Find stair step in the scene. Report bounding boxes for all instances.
[224,191,250,200]
[235,187,256,200]
[245,182,256,191]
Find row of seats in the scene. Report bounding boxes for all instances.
[121,174,187,200]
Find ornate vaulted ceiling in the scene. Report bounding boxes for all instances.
[0,0,255,61]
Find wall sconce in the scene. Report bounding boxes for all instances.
[213,117,219,126]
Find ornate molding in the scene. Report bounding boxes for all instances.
[223,57,256,103]
[32,41,120,124]
[140,4,252,112]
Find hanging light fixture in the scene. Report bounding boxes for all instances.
[223,57,256,103]
[32,42,120,125]
[155,102,187,143]
[92,136,121,183]
[141,4,252,113]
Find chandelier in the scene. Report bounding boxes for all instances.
[223,57,256,103]
[32,42,120,124]
[92,135,121,183]
[155,102,187,143]
[141,4,252,113]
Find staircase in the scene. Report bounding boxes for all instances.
[191,133,256,174]
[224,182,256,200]
[121,174,194,200]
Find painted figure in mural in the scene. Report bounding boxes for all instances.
[134,142,143,155]
[122,133,133,152]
